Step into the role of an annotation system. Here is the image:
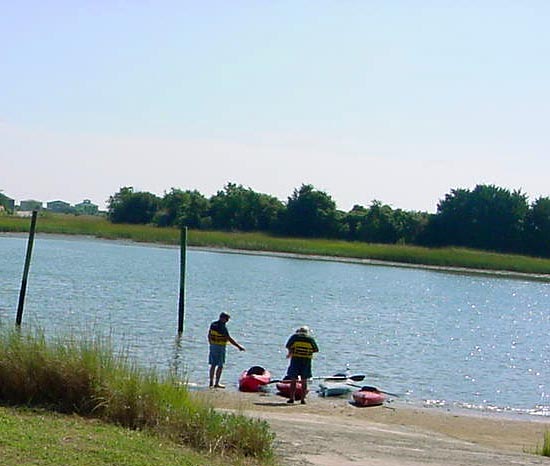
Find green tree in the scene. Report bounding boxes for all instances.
[250,191,285,232]
[107,187,161,224]
[209,183,284,231]
[343,202,428,244]
[157,188,210,228]
[524,197,550,257]
[283,184,339,238]
[342,205,368,240]
[356,200,399,243]
[391,208,429,244]
[422,184,529,253]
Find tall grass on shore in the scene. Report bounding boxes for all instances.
[0,213,180,244]
[3,212,550,276]
[0,328,274,460]
[536,431,550,456]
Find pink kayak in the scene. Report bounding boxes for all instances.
[352,386,387,407]
[276,380,308,400]
[238,366,271,392]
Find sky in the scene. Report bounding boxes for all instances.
[1,1,549,213]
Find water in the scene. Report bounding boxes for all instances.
[1,234,549,416]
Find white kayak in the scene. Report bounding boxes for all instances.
[318,380,353,397]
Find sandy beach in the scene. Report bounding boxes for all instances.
[198,389,550,466]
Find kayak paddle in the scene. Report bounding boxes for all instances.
[266,374,365,384]
[312,374,366,382]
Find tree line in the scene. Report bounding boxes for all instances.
[107,183,550,258]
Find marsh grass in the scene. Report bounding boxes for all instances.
[2,212,550,276]
[0,328,274,460]
[535,431,550,456]
[0,213,180,243]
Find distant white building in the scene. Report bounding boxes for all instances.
[19,199,43,211]
[75,199,99,215]
[0,193,15,212]
[47,200,74,213]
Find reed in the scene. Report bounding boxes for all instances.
[0,214,181,244]
[535,431,550,456]
[2,213,550,276]
[0,328,274,460]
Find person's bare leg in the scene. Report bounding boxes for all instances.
[209,365,215,387]
[288,379,296,403]
[215,366,225,388]
[301,378,308,404]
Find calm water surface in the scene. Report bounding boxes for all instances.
[1,235,549,416]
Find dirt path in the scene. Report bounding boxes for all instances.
[198,391,550,466]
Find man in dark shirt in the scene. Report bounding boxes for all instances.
[208,312,245,388]
[284,325,319,404]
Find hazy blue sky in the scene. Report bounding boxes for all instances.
[1,1,549,212]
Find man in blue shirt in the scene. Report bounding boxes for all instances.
[208,312,245,388]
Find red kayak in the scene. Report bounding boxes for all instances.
[276,380,308,400]
[352,386,387,407]
[238,366,271,392]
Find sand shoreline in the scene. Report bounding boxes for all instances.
[198,389,550,465]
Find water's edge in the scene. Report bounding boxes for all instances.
[3,231,550,283]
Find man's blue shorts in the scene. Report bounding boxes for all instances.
[285,357,312,379]
[209,344,226,367]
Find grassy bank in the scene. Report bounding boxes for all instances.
[0,328,274,464]
[0,406,235,466]
[2,213,550,276]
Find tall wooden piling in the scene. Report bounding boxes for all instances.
[177,226,188,334]
[16,210,38,326]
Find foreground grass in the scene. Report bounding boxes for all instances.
[2,213,550,276]
[0,406,233,466]
[0,328,274,463]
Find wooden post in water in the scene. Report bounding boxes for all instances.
[177,226,188,334]
[16,210,38,327]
